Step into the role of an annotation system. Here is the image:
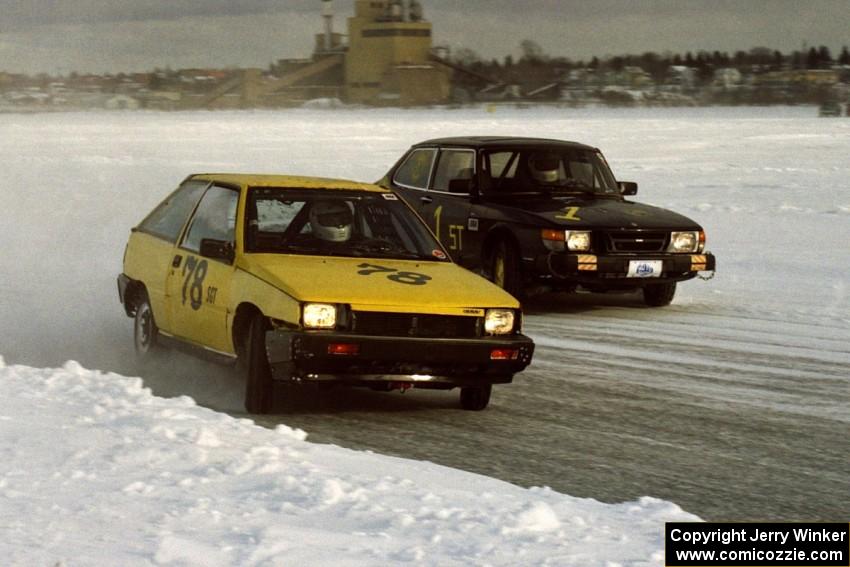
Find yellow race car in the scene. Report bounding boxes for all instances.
[118,174,534,413]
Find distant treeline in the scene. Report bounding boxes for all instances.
[452,42,850,85]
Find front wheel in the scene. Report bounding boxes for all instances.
[643,281,677,307]
[241,315,274,414]
[460,384,492,411]
[133,293,159,360]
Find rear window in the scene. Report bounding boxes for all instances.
[137,180,208,242]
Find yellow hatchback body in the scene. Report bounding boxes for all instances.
[118,174,534,413]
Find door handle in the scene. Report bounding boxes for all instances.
[420,195,433,205]
[172,254,182,268]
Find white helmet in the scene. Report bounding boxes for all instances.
[310,200,352,242]
[528,152,561,184]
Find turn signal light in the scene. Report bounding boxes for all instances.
[328,343,360,356]
[490,348,519,361]
[541,229,564,241]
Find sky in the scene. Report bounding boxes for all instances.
[0,0,847,75]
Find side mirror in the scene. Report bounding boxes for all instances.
[618,181,638,196]
[200,238,235,263]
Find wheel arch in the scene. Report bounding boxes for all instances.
[481,225,521,271]
[231,302,264,356]
[123,279,148,318]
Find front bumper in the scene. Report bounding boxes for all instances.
[265,330,535,386]
[537,252,716,285]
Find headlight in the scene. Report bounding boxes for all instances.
[302,303,336,329]
[484,309,515,335]
[541,229,591,252]
[566,231,591,251]
[668,231,700,253]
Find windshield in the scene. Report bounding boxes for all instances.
[245,188,449,261]
[482,148,618,195]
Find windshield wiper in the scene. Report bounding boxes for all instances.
[539,180,598,194]
[279,244,351,257]
[350,246,433,261]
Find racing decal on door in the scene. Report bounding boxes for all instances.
[447,225,464,251]
[432,206,464,250]
[181,256,208,310]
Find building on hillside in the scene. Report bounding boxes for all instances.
[195,0,449,108]
[344,0,449,105]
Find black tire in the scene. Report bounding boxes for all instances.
[133,293,159,360]
[460,384,492,411]
[242,315,274,414]
[643,281,677,307]
[489,240,523,299]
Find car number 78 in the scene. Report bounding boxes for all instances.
[356,263,432,286]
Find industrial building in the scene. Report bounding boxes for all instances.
[200,0,451,108]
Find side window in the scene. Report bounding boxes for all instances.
[488,152,518,179]
[181,185,239,253]
[393,148,436,189]
[137,180,208,243]
[432,149,475,192]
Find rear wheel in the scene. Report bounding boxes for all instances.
[489,240,523,299]
[643,281,677,307]
[460,384,492,411]
[133,293,158,359]
[242,315,274,414]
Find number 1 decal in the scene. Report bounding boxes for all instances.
[433,205,443,240]
[555,206,582,221]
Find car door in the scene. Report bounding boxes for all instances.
[165,183,240,354]
[391,146,476,265]
[129,179,210,334]
[420,148,475,265]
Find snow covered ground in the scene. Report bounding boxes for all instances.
[1,105,848,564]
[0,358,693,566]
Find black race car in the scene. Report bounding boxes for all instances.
[378,136,716,306]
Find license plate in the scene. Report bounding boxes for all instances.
[627,260,662,278]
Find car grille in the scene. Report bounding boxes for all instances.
[604,230,668,253]
[351,312,481,338]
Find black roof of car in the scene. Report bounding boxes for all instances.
[412,136,597,151]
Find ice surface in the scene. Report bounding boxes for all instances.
[0,105,848,564]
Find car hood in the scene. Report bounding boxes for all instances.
[240,254,519,312]
[509,197,701,229]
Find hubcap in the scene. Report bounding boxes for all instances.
[135,305,152,352]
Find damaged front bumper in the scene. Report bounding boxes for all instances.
[265,330,535,386]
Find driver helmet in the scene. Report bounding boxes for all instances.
[528,152,561,184]
[309,200,353,242]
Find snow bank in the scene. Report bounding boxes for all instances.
[0,360,696,566]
